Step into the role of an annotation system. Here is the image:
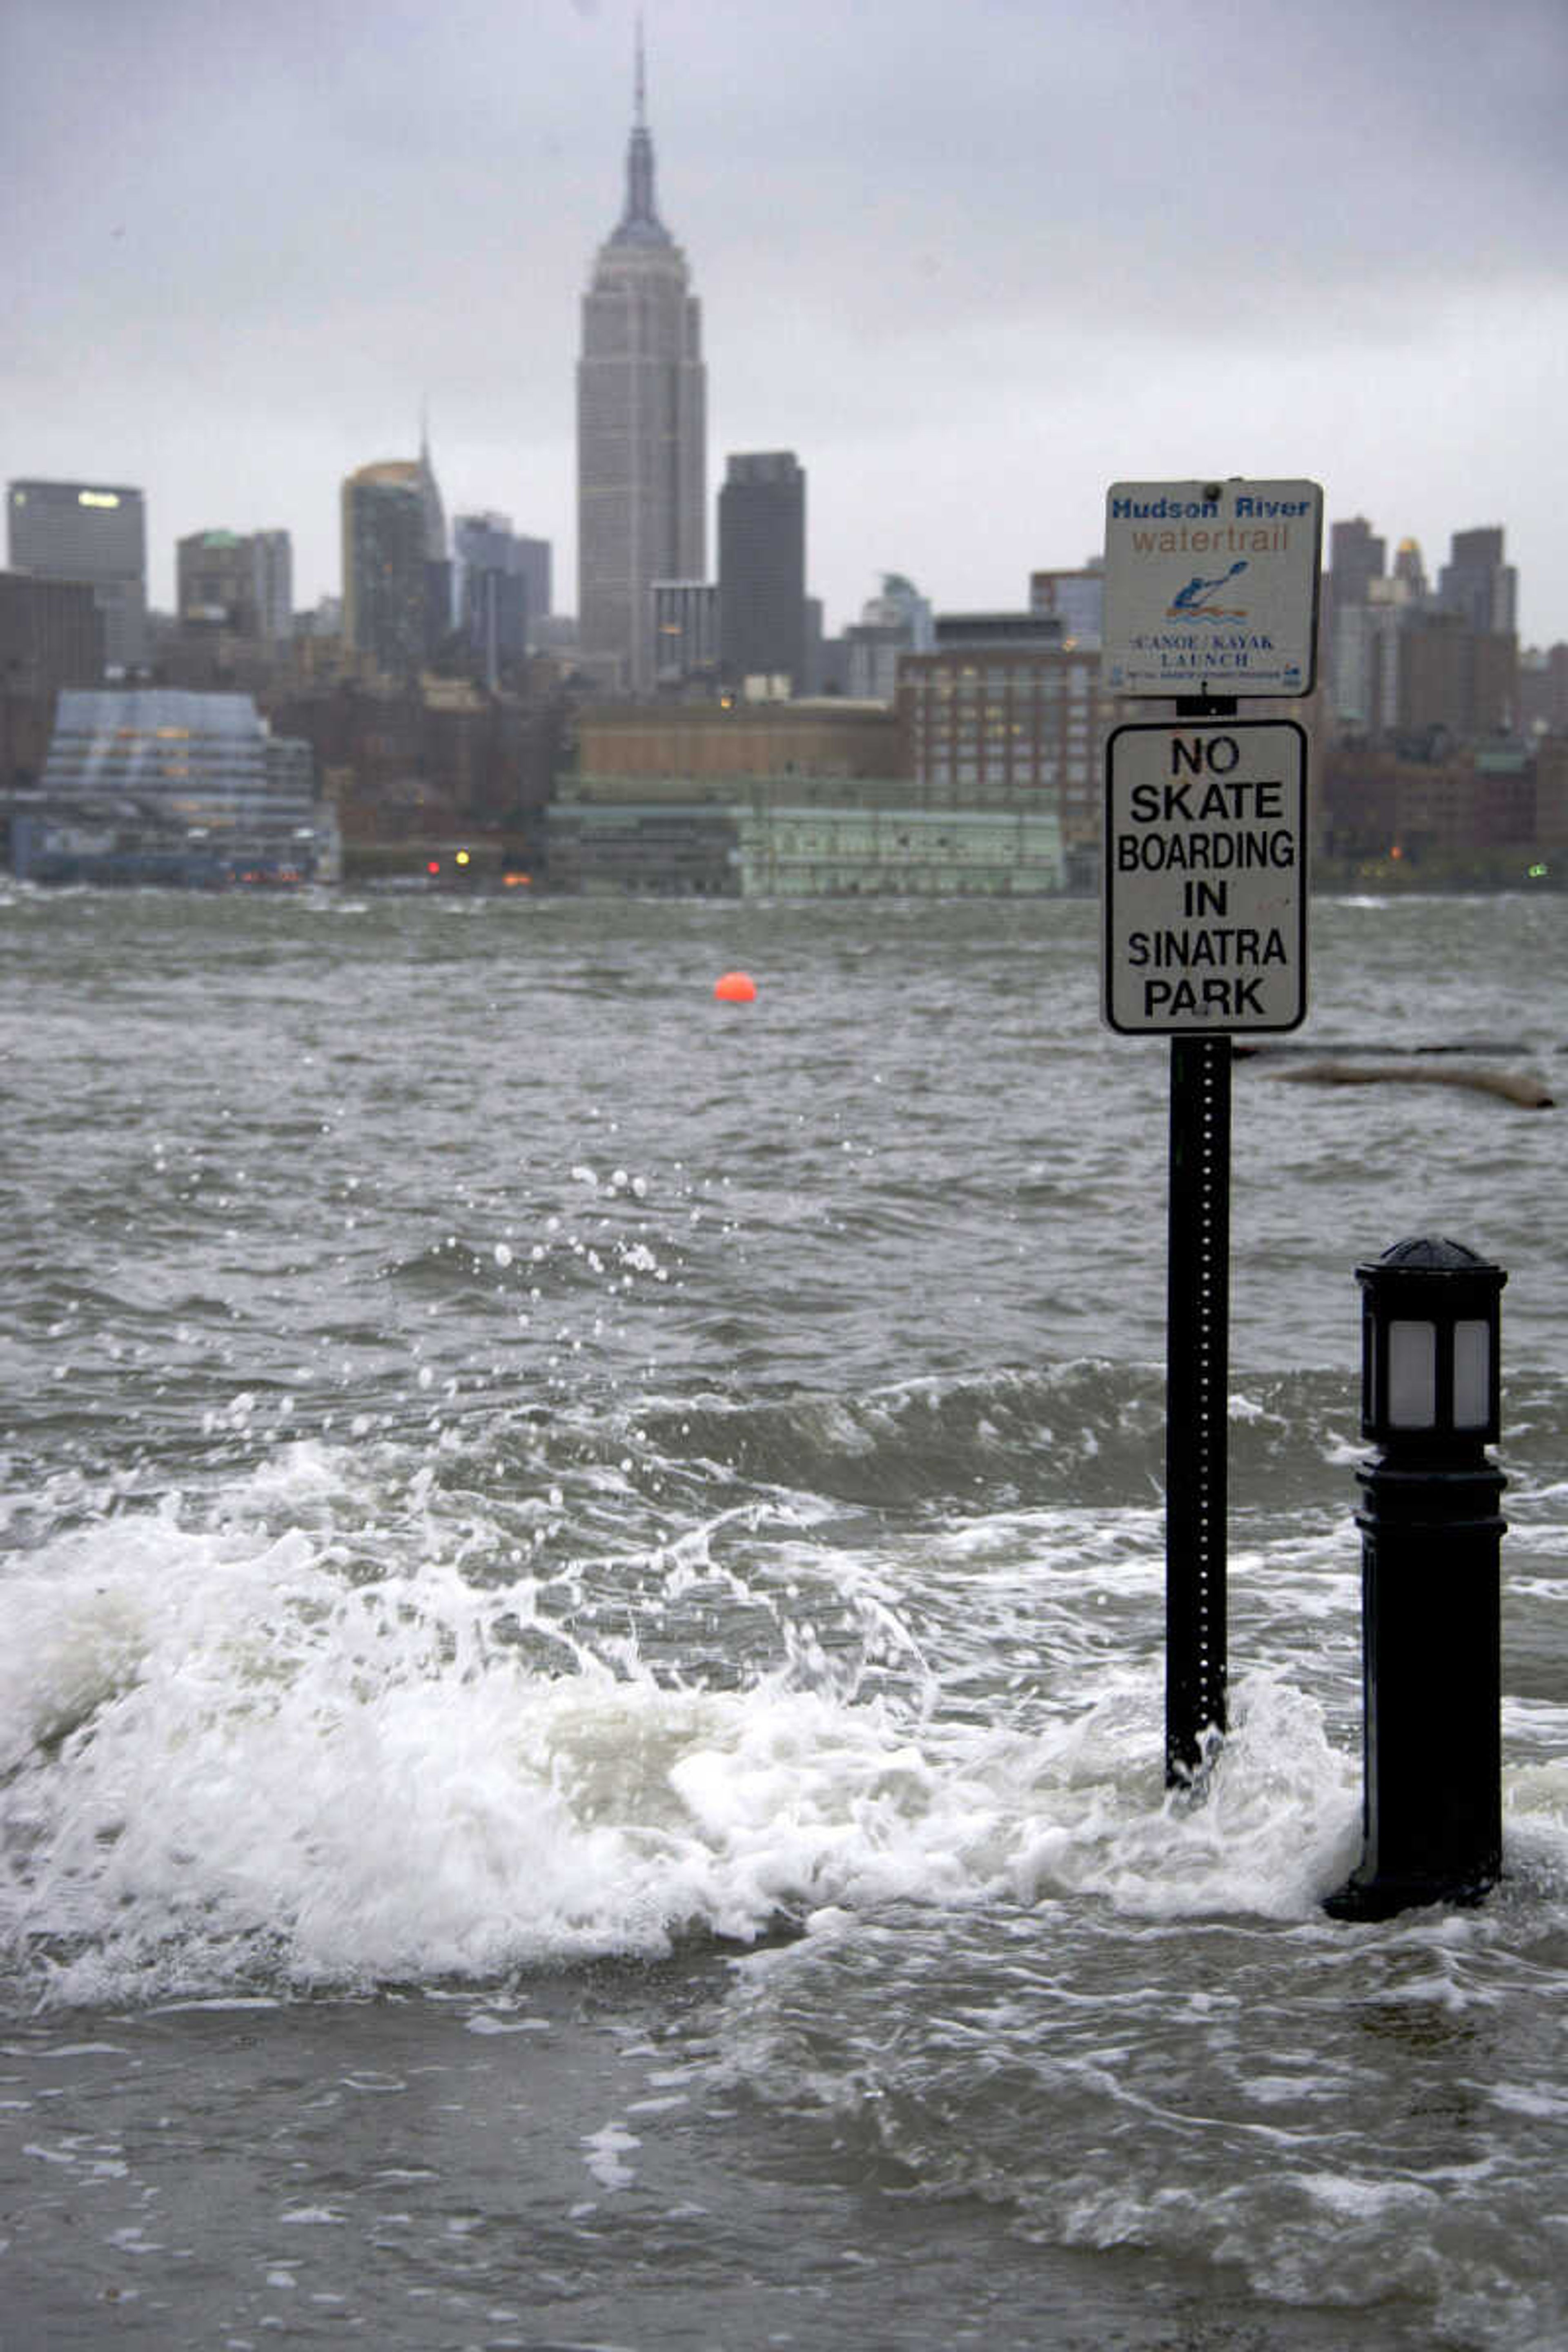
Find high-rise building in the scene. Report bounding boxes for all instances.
[1029,565,1104,648]
[1323,517,1390,727]
[1327,517,1386,606]
[342,461,431,679]
[577,36,705,695]
[513,535,552,635]
[1331,588,1411,733]
[1439,527,1517,638]
[718,453,806,694]
[177,528,294,637]
[254,531,294,640]
[415,423,447,570]
[453,512,535,688]
[414,422,451,654]
[0,572,104,699]
[843,575,934,702]
[1391,537,1428,599]
[6,479,147,673]
[178,529,254,628]
[1517,643,1568,736]
[652,579,719,689]
[1327,534,1428,733]
[803,599,826,696]
[1398,608,1517,739]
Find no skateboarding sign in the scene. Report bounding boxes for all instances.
[1103,719,1308,1035]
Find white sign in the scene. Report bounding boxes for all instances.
[1102,479,1323,697]
[1103,720,1308,1034]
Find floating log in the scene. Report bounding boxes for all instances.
[1233,1039,1538,1060]
[1261,1060,1554,1109]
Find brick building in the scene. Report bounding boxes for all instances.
[576,699,900,782]
[897,617,1117,888]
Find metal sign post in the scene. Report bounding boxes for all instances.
[1165,1031,1231,1784]
[1100,477,1320,1791]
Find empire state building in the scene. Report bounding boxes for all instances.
[576,43,706,695]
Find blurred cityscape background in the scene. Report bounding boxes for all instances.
[4,65,1561,898]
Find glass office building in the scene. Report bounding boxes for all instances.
[6,479,147,673]
[13,688,329,884]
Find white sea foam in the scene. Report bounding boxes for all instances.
[0,1464,1411,2010]
[583,2120,640,2189]
[4,1409,1568,2013]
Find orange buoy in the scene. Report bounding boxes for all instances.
[713,970,757,1003]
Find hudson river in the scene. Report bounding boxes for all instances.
[3,884,1566,2350]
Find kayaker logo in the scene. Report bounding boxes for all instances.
[1167,560,1250,622]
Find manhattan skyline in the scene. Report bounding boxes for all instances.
[4,0,1565,642]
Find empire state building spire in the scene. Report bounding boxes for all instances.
[576,21,707,694]
[614,18,668,245]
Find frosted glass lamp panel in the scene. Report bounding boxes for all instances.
[1387,1319,1437,1428]
[1453,1319,1492,1430]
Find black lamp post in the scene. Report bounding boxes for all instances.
[1326,1238,1508,1922]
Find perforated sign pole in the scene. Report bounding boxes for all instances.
[1165,1031,1230,1785]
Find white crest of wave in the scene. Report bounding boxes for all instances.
[1,1470,1372,2006]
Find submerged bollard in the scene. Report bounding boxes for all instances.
[1326,1239,1508,1922]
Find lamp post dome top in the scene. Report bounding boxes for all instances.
[1376,1237,1492,1274]
[1356,1236,1506,1312]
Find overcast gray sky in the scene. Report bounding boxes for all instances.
[6,0,1566,641]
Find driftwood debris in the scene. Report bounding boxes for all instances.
[1255,1060,1554,1110]
[1232,1039,1541,1060]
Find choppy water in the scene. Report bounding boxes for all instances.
[2,884,1566,2350]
